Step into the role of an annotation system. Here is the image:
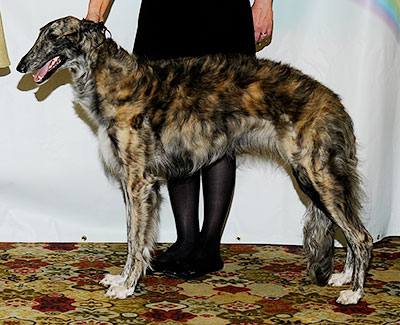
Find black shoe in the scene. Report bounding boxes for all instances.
[148,242,196,273]
[149,258,174,273]
[164,259,224,279]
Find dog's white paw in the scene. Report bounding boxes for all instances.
[105,285,135,299]
[336,289,363,305]
[328,272,352,287]
[100,274,125,287]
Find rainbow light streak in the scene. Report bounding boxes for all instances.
[352,0,400,39]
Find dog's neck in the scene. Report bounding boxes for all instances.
[69,54,102,126]
[69,38,140,129]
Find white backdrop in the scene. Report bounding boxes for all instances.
[0,0,399,244]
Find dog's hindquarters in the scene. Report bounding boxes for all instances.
[287,99,372,304]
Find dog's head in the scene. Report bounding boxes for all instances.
[17,16,106,84]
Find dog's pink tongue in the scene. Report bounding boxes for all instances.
[33,60,52,82]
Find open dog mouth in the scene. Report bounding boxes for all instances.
[33,56,64,84]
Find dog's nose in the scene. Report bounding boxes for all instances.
[16,61,27,73]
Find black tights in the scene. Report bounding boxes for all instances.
[157,155,236,265]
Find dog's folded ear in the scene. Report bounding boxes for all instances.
[55,16,81,38]
[80,18,107,34]
[72,19,108,51]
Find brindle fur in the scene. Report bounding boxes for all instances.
[17,17,373,304]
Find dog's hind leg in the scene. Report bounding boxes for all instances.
[328,206,372,305]
[104,172,161,299]
[328,246,354,287]
[294,152,372,304]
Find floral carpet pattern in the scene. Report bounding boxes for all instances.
[0,238,399,324]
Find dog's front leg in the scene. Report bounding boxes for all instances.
[102,174,160,299]
[100,182,133,289]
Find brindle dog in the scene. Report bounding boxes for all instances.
[17,16,373,304]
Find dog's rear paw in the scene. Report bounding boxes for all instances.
[336,289,363,305]
[328,272,352,287]
[105,285,135,299]
[100,274,125,287]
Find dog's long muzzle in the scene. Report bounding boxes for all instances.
[16,52,32,73]
[16,60,27,73]
[17,47,37,73]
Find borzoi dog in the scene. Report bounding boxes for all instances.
[17,16,372,304]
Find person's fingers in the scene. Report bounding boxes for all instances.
[266,21,273,37]
[254,25,266,43]
[255,30,261,43]
[253,16,272,43]
[255,29,268,43]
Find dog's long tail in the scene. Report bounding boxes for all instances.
[302,204,334,284]
[291,167,334,285]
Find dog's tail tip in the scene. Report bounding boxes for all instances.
[308,260,334,286]
[314,268,332,286]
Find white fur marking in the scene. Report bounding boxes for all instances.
[98,126,123,179]
[328,271,353,287]
[100,274,126,287]
[105,285,135,299]
[143,247,151,262]
[336,289,363,305]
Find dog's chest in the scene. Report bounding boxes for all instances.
[97,126,122,178]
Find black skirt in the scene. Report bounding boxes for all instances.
[133,0,255,59]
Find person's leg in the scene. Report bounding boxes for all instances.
[165,155,236,278]
[197,155,236,263]
[151,172,200,271]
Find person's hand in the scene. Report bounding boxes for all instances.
[252,0,273,43]
[86,0,111,23]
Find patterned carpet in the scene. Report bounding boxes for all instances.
[0,238,399,324]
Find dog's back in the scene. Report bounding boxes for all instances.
[91,45,353,178]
